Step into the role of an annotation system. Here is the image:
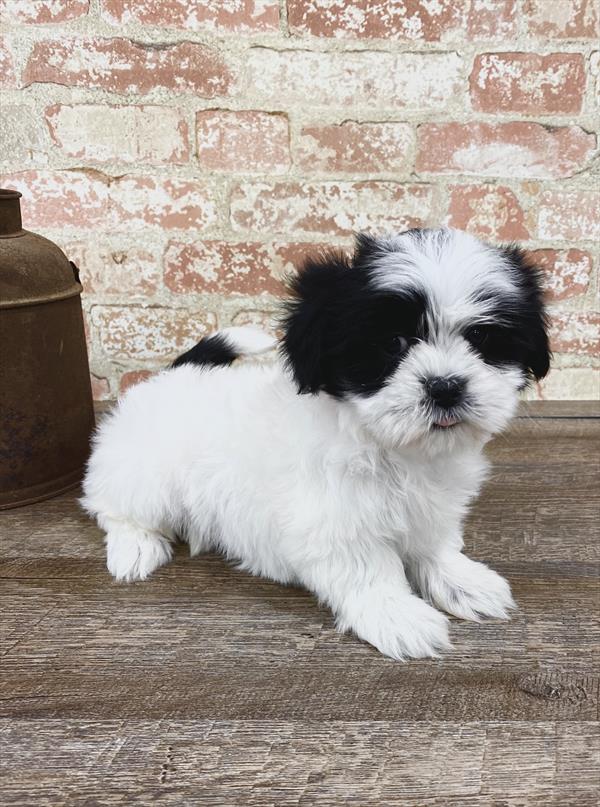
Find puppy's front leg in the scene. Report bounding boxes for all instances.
[407,532,516,622]
[298,544,451,660]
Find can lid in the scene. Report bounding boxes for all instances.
[0,190,82,308]
[0,188,24,237]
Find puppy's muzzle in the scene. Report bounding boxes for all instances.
[425,376,467,428]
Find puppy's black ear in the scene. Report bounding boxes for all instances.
[502,246,552,380]
[354,232,381,264]
[280,249,362,395]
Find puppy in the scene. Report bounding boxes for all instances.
[82,227,550,660]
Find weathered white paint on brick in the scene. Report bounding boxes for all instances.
[65,240,162,296]
[530,249,593,301]
[537,190,600,241]
[99,0,279,32]
[296,122,414,174]
[1,0,89,23]
[245,49,464,110]
[231,181,435,235]
[524,0,599,39]
[92,306,217,360]
[417,123,596,179]
[196,110,290,173]
[287,0,467,41]
[109,177,218,231]
[46,104,189,165]
[0,105,49,166]
[25,38,232,97]
[1,171,110,228]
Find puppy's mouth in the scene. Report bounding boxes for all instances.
[434,415,460,428]
[431,412,463,430]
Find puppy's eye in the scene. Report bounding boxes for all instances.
[466,326,488,347]
[390,334,409,353]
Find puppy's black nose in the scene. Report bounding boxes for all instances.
[425,376,466,409]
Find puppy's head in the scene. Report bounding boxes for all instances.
[281,227,550,451]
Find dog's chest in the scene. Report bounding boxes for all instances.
[354,450,486,542]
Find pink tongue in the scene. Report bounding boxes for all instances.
[437,416,459,428]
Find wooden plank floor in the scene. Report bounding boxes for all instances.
[1,401,599,805]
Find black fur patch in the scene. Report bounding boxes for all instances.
[467,246,551,380]
[280,244,426,398]
[172,334,238,369]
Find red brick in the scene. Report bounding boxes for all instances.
[273,241,341,273]
[164,241,336,296]
[231,310,278,332]
[0,37,16,87]
[90,374,111,401]
[165,241,290,296]
[196,111,290,173]
[24,38,231,98]
[1,0,89,23]
[529,249,593,301]
[467,0,518,38]
[296,122,414,174]
[551,312,599,355]
[65,242,162,296]
[0,171,216,232]
[45,104,189,165]
[246,49,463,111]
[537,190,600,241]
[524,0,599,39]
[110,177,217,231]
[447,184,529,241]
[417,122,595,179]
[100,0,279,31]
[287,0,465,40]
[0,171,109,229]
[119,370,154,394]
[470,53,586,114]
[92,305,217,360]
[231,182,435,237]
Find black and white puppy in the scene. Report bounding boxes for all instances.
[82,227,550,660]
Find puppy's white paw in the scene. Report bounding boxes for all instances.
[413,552,516,622]
[106,524,172,582]
[340,590,451,661]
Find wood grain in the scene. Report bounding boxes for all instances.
[0,720,598,806]
[0,401,598,804]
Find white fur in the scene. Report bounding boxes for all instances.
[218,325,277,355]
[82,229,521,660]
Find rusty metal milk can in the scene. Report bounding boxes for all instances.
[0,188,95,508]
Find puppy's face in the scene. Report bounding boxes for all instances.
[281,228,550,452]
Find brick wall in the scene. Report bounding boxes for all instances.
[1,0,598,400]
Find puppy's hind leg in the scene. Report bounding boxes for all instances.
[101,516,174,582]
